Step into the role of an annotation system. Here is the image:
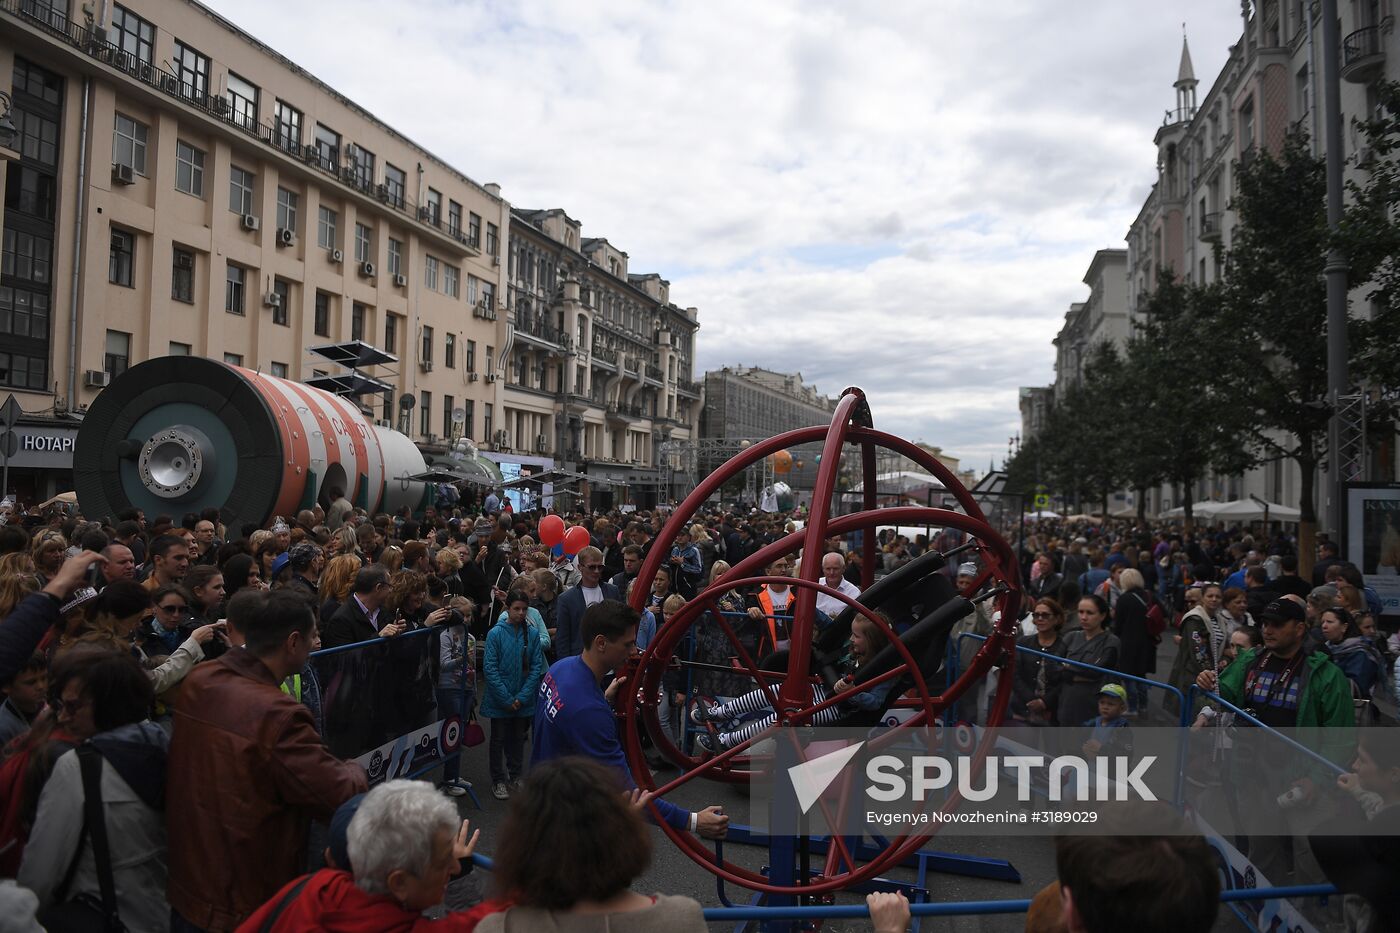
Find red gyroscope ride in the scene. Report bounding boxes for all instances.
[619,386,1024,898]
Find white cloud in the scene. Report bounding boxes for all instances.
[206,0,1243,466]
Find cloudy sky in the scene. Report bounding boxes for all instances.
[209,0,1245,470]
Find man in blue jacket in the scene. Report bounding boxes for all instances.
[552,547,621,657]
[533,599,728,839]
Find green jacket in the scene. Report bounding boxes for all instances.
[1217,647,1354,772]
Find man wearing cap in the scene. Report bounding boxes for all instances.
[1198,597,1352,904]
[285,543,323,604]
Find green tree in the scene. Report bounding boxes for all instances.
[1129,273,1251,527]
[1218,133,1332,556]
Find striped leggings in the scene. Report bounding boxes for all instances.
[709,684,842,749]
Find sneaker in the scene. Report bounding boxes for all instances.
[694,732,721,755]
[492,782,509,800]
[689,702,722,725]
[441,779,469,798]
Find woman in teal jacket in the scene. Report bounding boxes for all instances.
[482,589,546,800]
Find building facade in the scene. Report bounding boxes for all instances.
[1050,249,1129,401]
[501,208,701,509]
[0,0,704,508]
[1025,2,1400,516]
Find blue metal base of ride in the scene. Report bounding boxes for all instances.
[713,822,1020,932]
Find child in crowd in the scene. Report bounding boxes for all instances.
[691,614,892,753]
[437,597,476,797]
[482,589,545,800]
[1081,683,1134,759]
[0,652,46,749]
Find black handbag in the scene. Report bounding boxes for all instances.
[36,744,127,933]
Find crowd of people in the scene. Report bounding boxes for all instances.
[0,489,1393,931]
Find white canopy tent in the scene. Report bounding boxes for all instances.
[1159,499,1299,522]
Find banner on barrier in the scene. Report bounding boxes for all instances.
[312,629,450,775]
[1194,809,1318,933]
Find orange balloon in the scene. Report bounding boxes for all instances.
[770,449,793,474]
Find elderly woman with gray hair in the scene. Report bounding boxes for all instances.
[237,780,478,931]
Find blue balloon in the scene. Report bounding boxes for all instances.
[552,542,564,556]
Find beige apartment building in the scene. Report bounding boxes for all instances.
[0,0,512,501]
[502,209,702,509]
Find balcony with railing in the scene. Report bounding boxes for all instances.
[514,315,564,349]
[1,0,480,255]
[1198,212,1222,243]
[644,364,664,383]
[591,342,619,367]
[1162,105,1196,126]
[676,378,701,398]
[606,402,643,422]
[1342,26,1386,83]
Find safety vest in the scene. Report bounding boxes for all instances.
[280,674,302,702]
[758,586,794,653]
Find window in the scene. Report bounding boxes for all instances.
[111,5,154,66]
[443,395,455,438]
[425,255,439,290]
[384,163,406,208]
[112,113,148,174]
[171,247,194,303]
[483,403,493,440]
[468,213,481,248]
[486,223,498,256]
[448,200,462,236]
[229,166,254,215]
[273,100,302,152]
[172,40,209,98]
[318,206,338,250]
[445,333,456,368]
[351,302,365,341]
[349,144,374,191]
[1240,99,1256,149]
[270,361,288,379]
[175,141,205,197]
[272,278,290,326]
[466,340,476,372]
[314,124,339,172]
[314,291,331,337]
[443,263,459,298]
[355,223,372,264]
[387,238,402,277]
[384,313,398,354]
[224,353,243,366]
[108,229,134,287]
[481,281,495,309]
[226,72,258,130]
[267,193,295,241]
[104,330,131,377]
[461,400,474,440]
[420,391,432,436]
[425,188,441,226]
[421,325,434,363]
[225,263,245,314]
[467,275,479,306]
[3,228,53,284]
[169,342,191,355]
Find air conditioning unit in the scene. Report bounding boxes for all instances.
[174,252,194,270]
[330,248,344,264]
[376,184,391,202]
[240,214,260,231]
[420,359,434,373]
[263,292,282,309]
[276,228,295,247]
[491,255,500,266]
[536,434,547,452]
[111,163,135,185]
[393,273,407,288]
[303,147,319,165]
[359,261,376,278]
[494,429,509,446]
[468,372,479,383]
[84,369,111,388]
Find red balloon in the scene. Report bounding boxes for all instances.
[539,514,565,547]
[563,524,591,556]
